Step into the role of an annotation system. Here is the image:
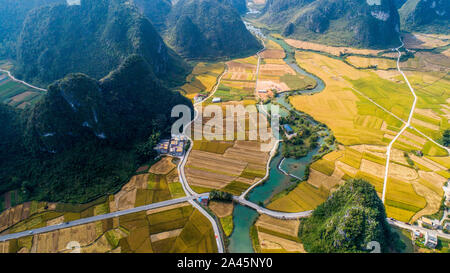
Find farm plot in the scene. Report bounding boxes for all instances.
[254,214,304,253]
[110,157,183,211]
[289,51,405,146]
[285,38,382,57]
[215,58,258,102]
[178,62,225,100]
[186,141,269,194]
[402,33,450,50]
[345,56,397,70]
[1,203,217,253]
[0,62,45,109]
[257,40,316,96]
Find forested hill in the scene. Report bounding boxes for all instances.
[132,0,173,32]
[165,0,261,59]
[0,0,64,59]
[0,55,193,203]
[257,0,401,48]
[14,0,189,87]
[299,179,401,253]
[399,0,450,34]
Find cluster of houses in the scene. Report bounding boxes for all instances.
[155,135,187,157]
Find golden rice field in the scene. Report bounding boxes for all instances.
[345,56,397,70]
[178,62,225,100]
[0,203,218,253]
[285,38,383,57]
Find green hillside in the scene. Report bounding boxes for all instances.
[0,55,192,204]
[0,0,64,58]
[14,0,188,87]
[165,0,262,59]
[299,179,402,253]
[399,0,450,34]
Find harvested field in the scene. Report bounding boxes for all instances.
[149,157,176,175]
[255,214,299,238]
[260,49,285,59]
[186,140,269,192]
[258,232,305,253]
[208,201,233,218]
[306,169,342,191]
[402,33,450,49]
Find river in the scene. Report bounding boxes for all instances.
[227,25,331,253]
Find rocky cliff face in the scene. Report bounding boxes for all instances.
[259,0,401,48]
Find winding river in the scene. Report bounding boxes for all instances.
[227,26,330,253]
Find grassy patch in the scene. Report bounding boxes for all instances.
[220,215,233,237]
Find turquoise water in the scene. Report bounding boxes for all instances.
[227,29,329,253]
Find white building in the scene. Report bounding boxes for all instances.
[424,232,438,249]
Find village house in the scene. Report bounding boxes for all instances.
[424,232,438,249]
[421,217,441,229]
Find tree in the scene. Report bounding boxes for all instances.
[135,132,161,163]
[443,130,450,147]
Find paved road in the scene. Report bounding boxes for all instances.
[234,196,312,219]
[176,67,229,253]
[189,200,224,253]
[0,195,208,242]
[381,39,418,203]
[387,218,450,240]
[0,68,47,92]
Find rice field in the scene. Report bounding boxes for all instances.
[253,214,304,253]
[178,62,225,100]
[345,56,397,70]
[0,203,218,253]
[267,182,329,213]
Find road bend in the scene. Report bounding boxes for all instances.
[0,68,47,92]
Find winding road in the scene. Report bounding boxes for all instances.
[381,39,418,203]
[0,68,47,92]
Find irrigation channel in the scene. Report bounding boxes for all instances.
[227,24,332,253]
